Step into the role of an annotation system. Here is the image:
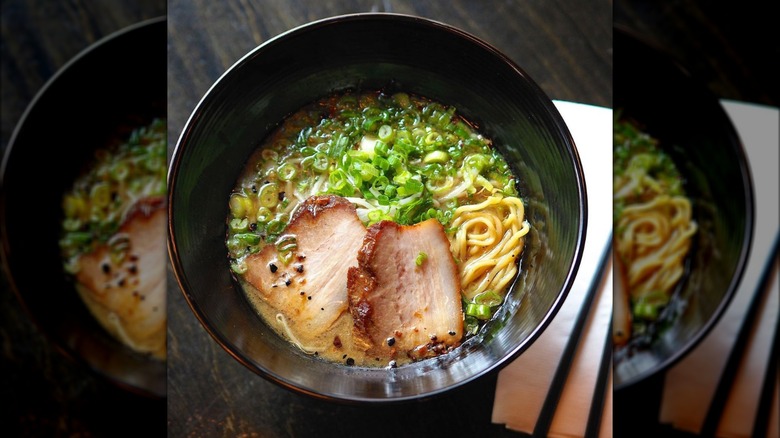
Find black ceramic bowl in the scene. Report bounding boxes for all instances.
[169,13,586,402]
[0,17,167,397]
[613,26,754,390]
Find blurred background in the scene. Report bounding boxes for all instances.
[615,2,778,106]
[614,1,778,437]
[1,1,166,436]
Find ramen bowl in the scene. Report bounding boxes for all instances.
[168,13,586,402]
[612,26,754,390]
[0,17,167,397]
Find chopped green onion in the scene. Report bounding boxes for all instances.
[632,290,670,321]
[277,163,297,181]
[63,195,85,219]
[275,234,298,253]
[415,251,428,266]
[372,155,390,171]
[256,207,273,223]
[328,169,355,196]
[234,233,261,245]
[378,125,394,142]
[110,162,130,181]
[230,218,249,232]
[374,139,389,157]
[278,250,294,265]
[464,315,480,335]
[424,131,439,146]
[312,153,328,172]
[465,303,492,320]
[474,290,502,307]
[258,183,278,208]
[266,219,286,238]
[90,182,111,208]
[229,194,252,218]
[423,150,449,164]
[62,218,82,232]
[231,260,248,274]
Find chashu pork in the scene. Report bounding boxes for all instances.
[243,195,366,351]
[347,218,464,361]
[75,197,167,360]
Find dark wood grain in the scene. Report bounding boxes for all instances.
[165,1,610,437]
[615,1,779,106]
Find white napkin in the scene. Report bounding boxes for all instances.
[659,101,780,436]
[491,101,613,436]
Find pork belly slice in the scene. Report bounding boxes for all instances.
[75,197,167,360]
[243,195,366,350]
[348,218,464,361]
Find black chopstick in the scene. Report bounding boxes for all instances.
[532,237,613,438]
[700,235,779,437]
[751,255,779,438]
[584,316,613,438]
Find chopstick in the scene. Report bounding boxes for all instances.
[584,316,613,438]
[700,235,779,437]
[532,238,613,438]
[752,292,779,438]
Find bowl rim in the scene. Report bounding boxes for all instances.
[0,15,168,399]
[612,24,756,391]
[167,12,588,402]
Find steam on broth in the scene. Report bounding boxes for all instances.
[226,91,529,367]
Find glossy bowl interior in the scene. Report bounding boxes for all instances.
[169,13,586,402]
[613,26,754,390]
[0,17,167,398]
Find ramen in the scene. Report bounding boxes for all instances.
[59,118,167,360]
[226,91,529,366]
[613,117,697,348]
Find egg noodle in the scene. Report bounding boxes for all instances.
[615,195,696,298]
[613,117,696,345]
[449,192,529,301]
